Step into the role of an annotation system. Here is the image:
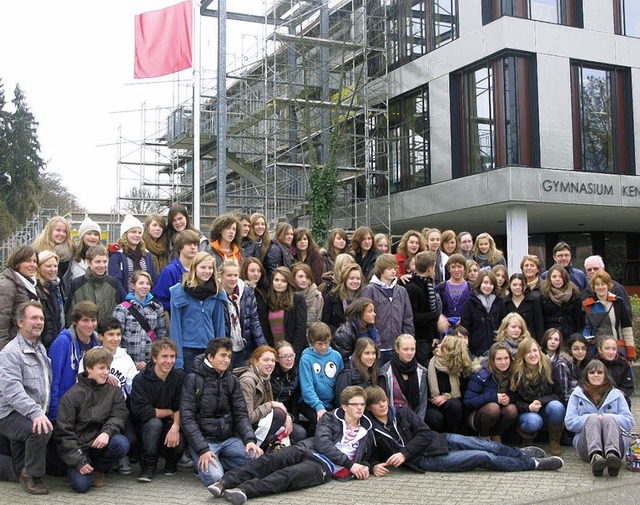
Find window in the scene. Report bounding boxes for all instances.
[570,62,635,174]
[482,0,583,27]
[388,85,430,193]
[387,0,458,71]
[614,0,640,37]
[451,53,539,177]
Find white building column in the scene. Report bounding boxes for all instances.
[506,205,529,273]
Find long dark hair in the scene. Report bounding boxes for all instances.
[352,337,379,383]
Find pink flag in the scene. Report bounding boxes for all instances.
[134,0,192,79]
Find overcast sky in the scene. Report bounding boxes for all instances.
[0,1,266,215]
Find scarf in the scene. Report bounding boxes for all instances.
[548,285,572,305]
[494,371,510,394]
[390,354,419,409]
[14,271,38,298]
[185,278,218,300]
[478,293,496,313]
[427,355,461,399]
[353,321,380,345]
[126,244,144,272]
[583,382,611,409]
[53,243,73,263]
[227,287,243,352]
[475,251,490,268]
[145,236,168,272]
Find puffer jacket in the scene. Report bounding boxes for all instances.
[223,279,267,359]
[263,240,294,280]
[179,354,256,456]
[37,277,66,349]
[54,373,128,470]
[322,290,348,334]
[0,268,39,349]
[238,366,274,425]
[463,359,514,410]
[270,363,300,420]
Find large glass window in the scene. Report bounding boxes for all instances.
[614,0,640,37]
[451,53,539,177]
[387,0,458,71]
[570,62,635,174]
[482,0,583,27]
[388,85,430,193]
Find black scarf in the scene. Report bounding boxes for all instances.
[390,354,419,410]
[127,244,144,272]
[185,278,218,300]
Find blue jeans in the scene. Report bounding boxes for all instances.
[189,437,251,486]
[67,434,130,493]
[413,433,535,472]
[518,400,566,434]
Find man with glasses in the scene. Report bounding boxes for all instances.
[540,242,588,290]
[206,386,374,504]
[583,255,631,315]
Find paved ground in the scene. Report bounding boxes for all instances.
[2,398,640,505]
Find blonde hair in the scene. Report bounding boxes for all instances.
[183,252,219,291]
[33,216,74,252]
[510,337,553,391]
[439,335,472,377]
[473,232,504,265]
[496,312,530,344]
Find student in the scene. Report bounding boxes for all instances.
[365,386,563,475]
[458,231,474,261]
[539,264,584,341]
[0,302,52,494]
[323,228,350,273]
[113,270,168,370]
[207,385,374,504]
[540,328,573,403]
[322,263,364,334]
[170,252,228,372]
[333,297,379,365]
[505,273,544,342]
[129,338,185,483]
[472,233,506,270]
[335,337,380,399]
[166,203,208,260]
[293,228,325,285]
[248,212,271,262]
[108,214,157,294]
[597,335,634,404]
[436,253,473,320]
[350,226,380,281]
[209,213,243,268]
[319,252,356,296]
[236,212,260,260]
[32,216,74,284]
[424,228,448,284]
[66,244,127,327]
[270,341,307,441]
[35,250,66,349]
[362,254,414,366]
[54,347,129,493]
[179,338,263,487]
[540,241,588,291]
[567,334,591,395]
[48,301,101,422]
[464,342,518,443]
[263,222,295,280]
[299,322,345,434]
[440,229,459,256]
[143,214,169,274]
[292,263,324,330]
[374,233,390,255]
[465,259,480,284]
[460,270,508,357]
[495,312,530,358]
[67,216,102,283]
[564,359,634,477]
[492,265,509,298]
[394,230,426,277]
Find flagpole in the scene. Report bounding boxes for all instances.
[192,0,201,231]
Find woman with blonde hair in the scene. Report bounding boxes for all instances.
[142,214,169,273]
[520,254,543,292]
[169,252,227,372]
[33,216,74,282]
[318,252,355,295]
[248,212,271,261]
[473,232,506,269]
[374,233,390,254]
[426,335,472,433]
[36,250,65,349]
[495,312,530,357]
[511,337,565,455]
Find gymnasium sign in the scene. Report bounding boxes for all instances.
[542,179,640,197]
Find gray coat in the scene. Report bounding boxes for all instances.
[0,335,52,421]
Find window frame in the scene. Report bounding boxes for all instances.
[482,0,583,27]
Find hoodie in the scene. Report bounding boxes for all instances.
[299,346,344,412]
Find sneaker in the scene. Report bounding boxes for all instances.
[533,456,563,471]
[138,467,155,483]
[223,488,247,505]
[92,470,106,488]
[118,456,132,475]
[20,468,49,495]
[590,454,606,476]
[177,454,193,469]
[606,452,622,477]
[521,446,546,459]
[208,481,225,497]
[163,463,178,476]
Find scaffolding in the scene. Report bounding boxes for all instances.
[118,0,391,235]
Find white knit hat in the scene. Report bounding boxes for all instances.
[78,216,101,240]
[120,214,143,238]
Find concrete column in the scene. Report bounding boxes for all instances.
[506,204,529,273]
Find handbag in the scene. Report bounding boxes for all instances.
[622,429,640,472]
[121,301,156,342]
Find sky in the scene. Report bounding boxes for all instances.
[0,1,264,214]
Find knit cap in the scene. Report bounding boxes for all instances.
[37,249,59,265]
[120,214,144,238]
[78,216,101,240]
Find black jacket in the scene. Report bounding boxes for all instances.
[600,354,634,399]
[322,291,347,334]
[263,241,293,280]
[512,365,564,414]
[540,292,585,340]
[270,363,301,420]
[354,249,380,281]
[405,274,440,343]
[369,405,448,472]
[460,293,507,357]
[130,364,185,424]
[505,292,545,342]
[54,373,128,470]
[36,279,66,349]
[257,292,307,359]
[179,354,256,456]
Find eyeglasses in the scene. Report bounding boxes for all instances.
[347,402,365,407]
[277,354,296,359]
[585,267,601,272]
[587,370,605,375]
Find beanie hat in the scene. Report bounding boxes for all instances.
[78,216,101,240]
[37,250,59,265]
[120,214,144,238]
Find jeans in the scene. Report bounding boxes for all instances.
[189,437,251,486]
[67,434,130,493]
[139,418,185,470]
[413,433,535,472]
[0,411,50,478]
[183,347,206,374]
[518,400,566,434]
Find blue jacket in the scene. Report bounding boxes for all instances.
[463,361,514,410]
[108,249,158,295]
[153,258,187,311]
[299,346,344,412]
[223,279,267,358]
[169,283,228,369]
[48,326,99,422]
[565,386,634,451]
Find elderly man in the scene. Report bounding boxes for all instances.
[0,301,53,495]
[583,255,631,315]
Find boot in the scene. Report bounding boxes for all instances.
[518,428,536,447]
[491,435,502,444]
[548,425,563,456]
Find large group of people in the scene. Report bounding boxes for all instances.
[0,209,636,501]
